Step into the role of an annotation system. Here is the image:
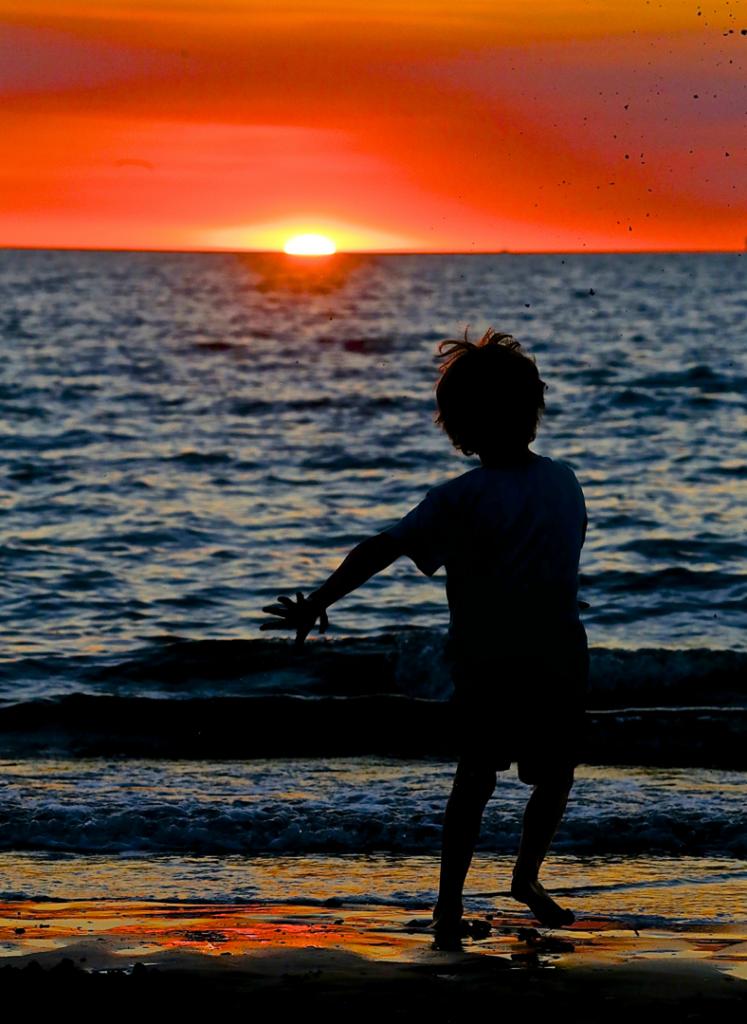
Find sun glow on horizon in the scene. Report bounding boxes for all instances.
[283,233,337,256]
[1,5,745,253]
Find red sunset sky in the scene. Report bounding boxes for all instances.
[1,1,745,252]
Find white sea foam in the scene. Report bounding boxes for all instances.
[0,758,744,857]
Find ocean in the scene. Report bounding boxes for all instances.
[0,249,745,929]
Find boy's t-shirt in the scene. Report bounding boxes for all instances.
[383,453,588,672]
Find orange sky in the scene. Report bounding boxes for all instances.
[1,1,745,252]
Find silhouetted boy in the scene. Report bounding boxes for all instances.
[262,329,589,940]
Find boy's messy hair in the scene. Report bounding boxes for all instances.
[435,328,546,457]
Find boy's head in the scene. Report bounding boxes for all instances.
[435,328,546,458]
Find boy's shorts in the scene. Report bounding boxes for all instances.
[450,649,589,787]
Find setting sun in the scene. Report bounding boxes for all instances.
[283,234,337,256]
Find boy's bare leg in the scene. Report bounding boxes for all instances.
[433,760,496,929]
[511,778,575,927]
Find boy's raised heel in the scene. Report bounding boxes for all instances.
[510,876,575,928]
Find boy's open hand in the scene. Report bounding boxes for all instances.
[260,592,329,650]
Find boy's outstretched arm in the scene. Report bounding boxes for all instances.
[260,532,404,649]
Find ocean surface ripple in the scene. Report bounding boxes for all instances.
[1,250,745,674]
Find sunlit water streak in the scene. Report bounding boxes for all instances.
[0,852,744,930]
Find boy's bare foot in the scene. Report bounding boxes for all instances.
[430,918,491,951]
[431,901,491,944]
[510,876,575,928]
[432,899,463,928]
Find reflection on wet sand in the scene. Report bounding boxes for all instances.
[1,899,746,982]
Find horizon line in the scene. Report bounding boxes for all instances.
[1,244,744,257]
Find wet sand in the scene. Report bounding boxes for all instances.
[1,900,744,1019]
